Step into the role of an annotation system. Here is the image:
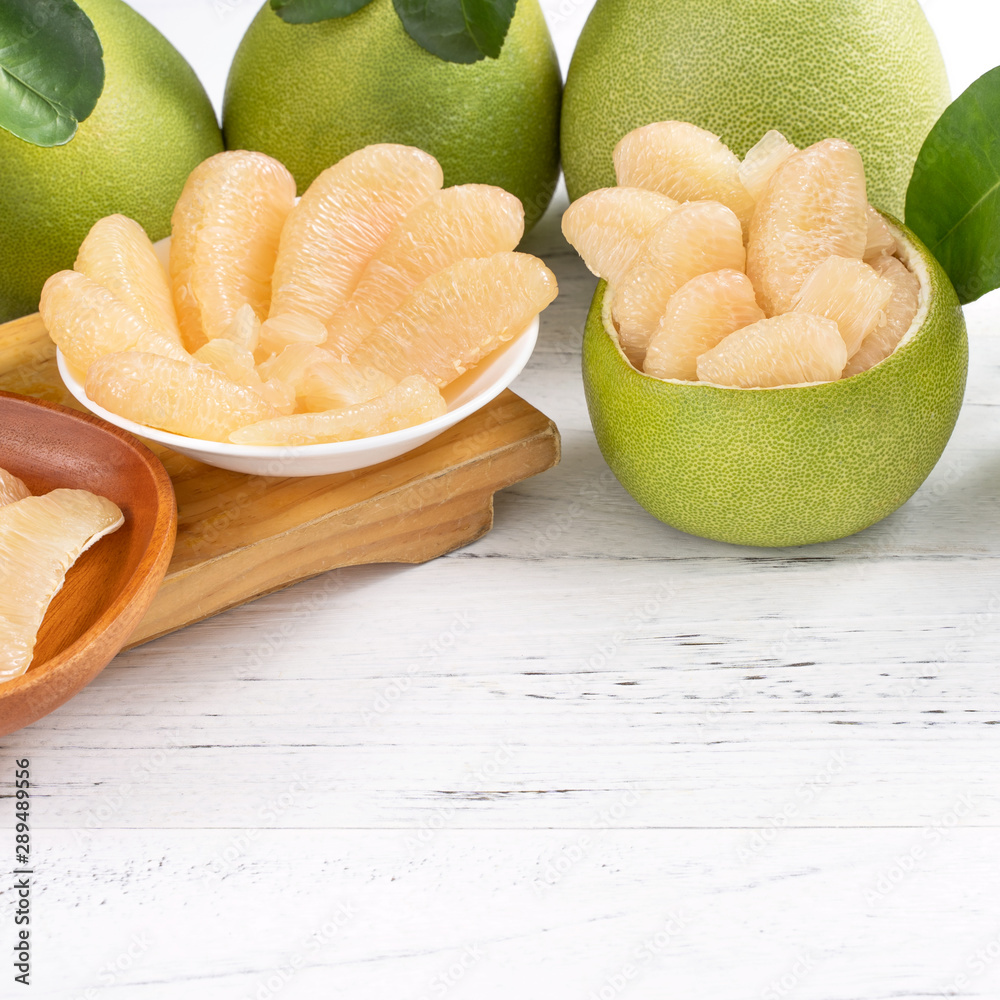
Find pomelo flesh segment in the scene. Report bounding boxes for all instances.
[326,184,525,357]
[747,139,868,315]
[194,338,262,387]
[0,489,123,680]
[217,303,261,353]
[170,150,296,350]
[230,375,446,445]
[0,468,30,508]
[41,270,190,372]
[258,313,327,359]
[864,207,897,261]
[792,255,893,359]
[696,313,848,388]
[613,201,746,361]
[269,144,444,326]
[843,254,921,377]
[86,351,277,442]
[739,130,798,204]
[256,343,331,388]
[350,252,558,386]
[74,215,180,339]
[643,270,765,381]
[613,121,755,228]
[560,187,677,286]
[299,359,396,411]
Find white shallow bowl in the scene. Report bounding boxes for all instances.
[57,316,538,476]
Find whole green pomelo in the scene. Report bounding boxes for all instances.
[582,220,967,548]
[562,0,949,218]
[0,0,223,324]
[222,0,561,231]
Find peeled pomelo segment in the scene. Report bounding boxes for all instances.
[864,207,897,261]
[86,351,277,442]
[738,130,798,204]
[350,252,558,387]
[258,378,297,416]
[0,469,30,508]
[613,121,755,228]
[747,139,869,315]
[560,187,677,285]
[256,343,330,388]
[792,255,893,359]
[326,184,525,357]
[74,214,181,339]
[41,270,190,372]
[170,150,297,350]
[300,359,396,411]
[216,303,261,353]
[230,375,446,446]
[194,338,261,387]
[270,144,444,326]
[843,254,921,376]
[643,270,765,381]
[0,488,123,680]
[696,313,848,388]
[613,201,746,361]
[258,313,328,360]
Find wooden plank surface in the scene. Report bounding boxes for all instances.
[4,3,1000,997]
[0,314,560,646]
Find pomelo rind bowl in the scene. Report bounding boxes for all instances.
[58,316,538,477]
[582,218,968,547]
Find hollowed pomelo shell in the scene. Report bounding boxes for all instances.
[582,220,967,547]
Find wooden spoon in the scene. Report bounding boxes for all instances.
[0,390,176,735]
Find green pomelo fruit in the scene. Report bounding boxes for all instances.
[562,0,949,218]
[582,221,967,548]
[0,0,223,324]
[222,0,561,231]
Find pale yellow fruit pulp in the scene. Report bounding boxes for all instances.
[351,252,558,386]
[326,183,525,356]
[86,351,277,441]
[560,186,677,286]
[230,375,446,445]
[0,488,123,680]
[269,144,444,326]
[170,150,296,350]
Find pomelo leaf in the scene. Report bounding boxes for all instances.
[271,0,375,23]
[391,0,517,63]
[906,65,1000,305]
[0,0,104,147]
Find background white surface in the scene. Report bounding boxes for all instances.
[6,1,1000,997]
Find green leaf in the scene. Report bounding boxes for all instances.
[271,0,375,24]
[905,65,1000,305]
[392,0,517,63]
[0,0,104,147]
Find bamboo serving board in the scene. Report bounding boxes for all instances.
[0,314,560,647]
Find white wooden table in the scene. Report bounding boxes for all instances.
[6,2,1000,997]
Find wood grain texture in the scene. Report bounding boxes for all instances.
[0,314,561,648]
[0,392,176,736]
[6,0,1000,984]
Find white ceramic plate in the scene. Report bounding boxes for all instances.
[57,317,538,476]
